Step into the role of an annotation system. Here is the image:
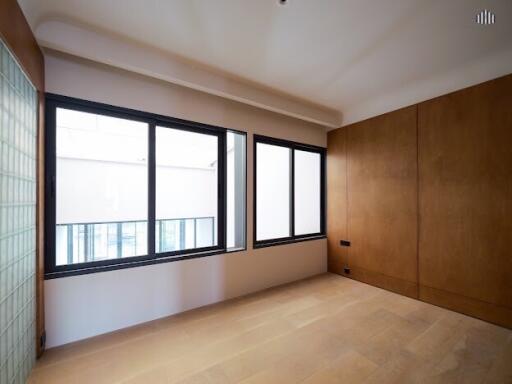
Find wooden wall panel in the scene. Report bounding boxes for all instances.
[346,106,419,298]
[328,75,512,328]
[418,75,512,328]
[327,129,347,274]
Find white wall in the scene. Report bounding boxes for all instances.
[44,51,327,348]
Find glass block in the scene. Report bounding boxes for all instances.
[0,39,37,384]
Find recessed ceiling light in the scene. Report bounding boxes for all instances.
[476,9,495,25]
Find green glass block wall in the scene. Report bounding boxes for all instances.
[0,39,37,384]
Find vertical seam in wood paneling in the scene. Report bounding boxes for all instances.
[345,127,350,270]
[416,104,420,298]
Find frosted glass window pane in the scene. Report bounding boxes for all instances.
[294,150,321,235]
[56,108,148,265]
[196,218,215,247]
[226,131,246,250]
[256,143,290,241]
[155,127,218,253]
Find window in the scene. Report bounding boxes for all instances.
[227,131,246,250]
[45,94,246,277]
[256,143,291,241]
[54,108,149,265]
[155,127,219,253]
[294,150,321,235]
[254,135,325,247]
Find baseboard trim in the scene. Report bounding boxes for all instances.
[341,266,418,299]
[420,285,512,329]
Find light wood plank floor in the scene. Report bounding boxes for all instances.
[29,274,512,384]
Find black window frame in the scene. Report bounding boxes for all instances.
[253,134,326,249]
[45,93,247,278]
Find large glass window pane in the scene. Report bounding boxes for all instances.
[256,143,291,241]
[156,127,218,253]
[227,131,246,250]
[56,108,148,265]
[294,150,321,235]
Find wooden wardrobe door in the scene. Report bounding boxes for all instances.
[418,75,512,328]
[327,129,348,274]
[346,106,418,298]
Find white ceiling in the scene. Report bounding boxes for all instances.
[18,0,512,127]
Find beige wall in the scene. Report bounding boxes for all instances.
[44,51,327,348]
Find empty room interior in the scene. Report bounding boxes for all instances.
[1,0,512,383]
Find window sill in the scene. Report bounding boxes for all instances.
[253,235,326,249]
[44,247,246,279]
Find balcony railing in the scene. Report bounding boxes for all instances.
[56,217,215,266]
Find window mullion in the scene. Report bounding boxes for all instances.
[148,122,156,258]
[45,100,57,273]
[218,131,227,250]
[290,147,295,238]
